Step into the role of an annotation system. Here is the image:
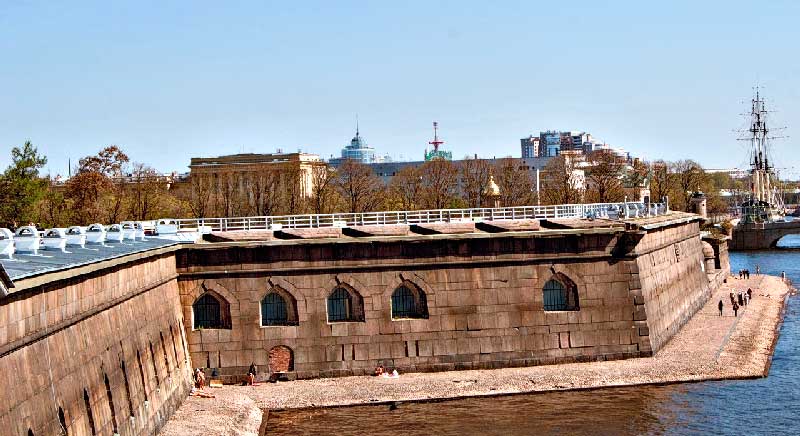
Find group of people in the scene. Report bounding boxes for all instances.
[738,269,754,279]
[373,364,400,378]
[719,288,753,317]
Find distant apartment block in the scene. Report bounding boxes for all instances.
[520,130,630,161]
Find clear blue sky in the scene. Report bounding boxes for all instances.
[1,1,798,177]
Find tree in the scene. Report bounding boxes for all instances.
[280,167,306,215]
[460,157,492,208]
[624,158,649,201]
[649,160,671,204]
[671,159,706,212]
[309,165,337,214]
[127,163,164,220]
[335,159,383,213]
[388,165,423,210]
[0,141,48,226]
[243,171,282,216]
[541,155,583,205]
[585,150,624,203]
[493,158,534,207]
[66,171,113,224]
[419,159,458,209]
[78,145,128,177]
[36,181,72,228]
[188,174,212,218]
[66,146,130,224]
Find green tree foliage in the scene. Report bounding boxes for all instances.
[0,141,48,226]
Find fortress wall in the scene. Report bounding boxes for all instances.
[177,233,647,380]
[0,253,192,436]
[633,221,713,353]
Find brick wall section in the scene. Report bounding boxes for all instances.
[0,254,192,436]
[176,222,713,380]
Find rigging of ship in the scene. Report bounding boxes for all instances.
[737,88,788,224]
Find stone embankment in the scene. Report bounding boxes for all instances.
[160,274,792,436]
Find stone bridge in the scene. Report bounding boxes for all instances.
[730,220,800,250]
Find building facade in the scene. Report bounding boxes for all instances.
[189,152,327,216]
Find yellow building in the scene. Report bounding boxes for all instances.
[189,152,325,217]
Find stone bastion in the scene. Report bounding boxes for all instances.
[0,212,728,435]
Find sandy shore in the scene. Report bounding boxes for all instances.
[160,274,792,436]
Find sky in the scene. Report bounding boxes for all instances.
[1,0,799,178]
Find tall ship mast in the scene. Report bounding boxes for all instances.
[739,88,785,223]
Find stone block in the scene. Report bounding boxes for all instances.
[559,332,570,348]
[417,340,433,357]
[326,345,342,362]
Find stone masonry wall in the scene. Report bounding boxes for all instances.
[179,261,642,380]
[0,254,192,436]
[633,221,713,353]
[176,228,681,380]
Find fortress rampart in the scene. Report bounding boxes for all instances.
[0,249,191,436]
[0,212,728,435]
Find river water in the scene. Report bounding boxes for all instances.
[268,239,800,436]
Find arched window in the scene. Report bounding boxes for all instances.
[262,293,288,326]
[542,276,579,311]
[391,283,428,319]
[327,286,364,322]
[260,288,299,327]
[192,291,232,329]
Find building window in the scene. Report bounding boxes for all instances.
[260,288,299,327]
[327,286,364,322]
[192,292,232,329]
[391,283,428,319]
[262,293,288,326]
[542,277,579,311]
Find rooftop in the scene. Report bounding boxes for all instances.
[0,238,179,282]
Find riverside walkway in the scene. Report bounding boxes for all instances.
[160,274,793,436]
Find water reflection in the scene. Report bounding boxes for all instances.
[268,251,799,436]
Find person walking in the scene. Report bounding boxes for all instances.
[747,288,753,300]
[738,292,744,306]
[718,300,724,316]
[756,265,760,275]
[733,301,739,317]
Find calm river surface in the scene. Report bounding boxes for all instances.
[268,238,800,435]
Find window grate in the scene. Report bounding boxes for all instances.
[392,286,417,319]
[543,279,578,311]
[193,294,222,329]
[262,293,289,326]
[327,288,352,322]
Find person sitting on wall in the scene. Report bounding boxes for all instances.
[374,365,385,377]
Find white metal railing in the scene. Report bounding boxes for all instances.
[173,202,669,233]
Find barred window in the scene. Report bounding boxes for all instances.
[327,287,353,322]
[391,284,428,319]
[543,278,579,311]
[192,292,232,329]
[193,294,221,328]
[261,293,289,326]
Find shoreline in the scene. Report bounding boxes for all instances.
[160,274,794,436]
